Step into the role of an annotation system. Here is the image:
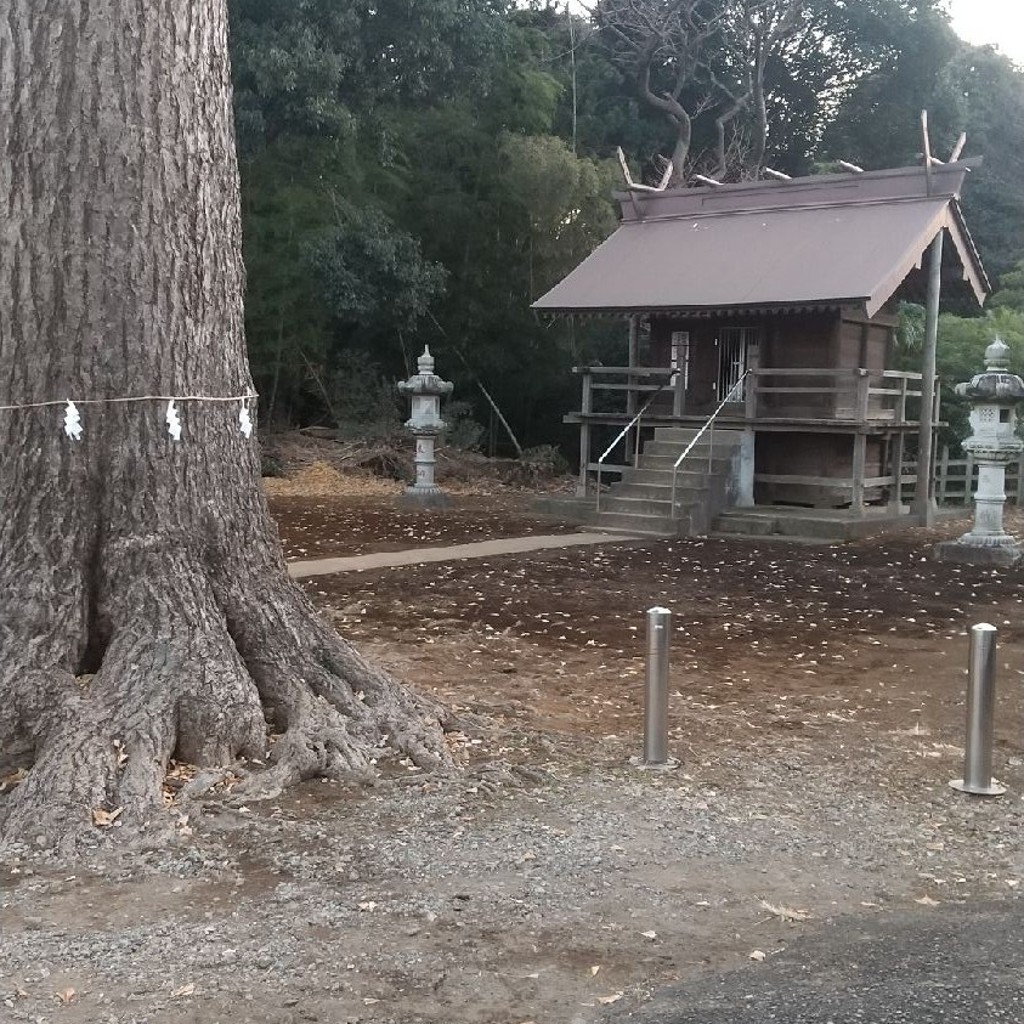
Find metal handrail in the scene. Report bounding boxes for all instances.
[595,380,671,510]
[669,372,749,516]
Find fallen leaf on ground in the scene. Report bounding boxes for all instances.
[749,950,767,961]
[915,896,940,906]
[597,992,623,1005]
[55,987,76,1004]
[640,929,658,939]
[170,984,195,998]
[759,899,811,922]
[91,807,123,827]
[589,965,601,976]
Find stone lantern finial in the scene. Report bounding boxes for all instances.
[985,337,1010,371]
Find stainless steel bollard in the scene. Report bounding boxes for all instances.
[950,623,1006,796]
[643,607,672,764]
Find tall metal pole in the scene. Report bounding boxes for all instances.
[643,607,671,764]
[950,623,1005,796]
[914,232,944,526]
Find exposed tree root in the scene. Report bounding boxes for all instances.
[0,560,452,855]
[225,578,450,792]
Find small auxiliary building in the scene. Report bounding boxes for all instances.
[534,162,989,539]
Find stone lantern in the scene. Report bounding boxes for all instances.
[936,337,1024,565]
[397,346,453,505]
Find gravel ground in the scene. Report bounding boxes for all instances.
[3,756,1022,1024]
[2,502,1024,1024]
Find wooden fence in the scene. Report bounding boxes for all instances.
[934,447,1024,506]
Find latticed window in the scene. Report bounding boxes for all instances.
[716,327,761,400]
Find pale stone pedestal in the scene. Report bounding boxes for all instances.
[934,537,1022,566]
[935,463,1022,565]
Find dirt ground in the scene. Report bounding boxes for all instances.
[2,492,1024,1024]
[270,494,579,561]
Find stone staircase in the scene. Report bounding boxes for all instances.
[592,426,743,537]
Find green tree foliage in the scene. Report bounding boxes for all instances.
[896,301,1024,450]
[822,5,1024,283]
[228,0,1024,448]
[230,0,508,150]
[391,103,618,447]
[990,260,1024,312]
[230,0,620,443]
[230,0,360,151]
[306,205,446,343]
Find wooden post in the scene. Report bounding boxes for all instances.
[913,232,943,525]
[577,370,592,497]
[736,359,760,508]
[746,338,761,405]
[745,369,758,421]
[890,431,906,511]
[856,369,870,423]
[670,327,687,419]
[939,445,950,504]
[898,375,909,424]
[1016,458,1024,506]
[851,433,867,512]
[627,316,639,462]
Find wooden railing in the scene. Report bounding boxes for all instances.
[594,378,673,511]
[568,365,939,503]
[574,365,682,417]
[934,448,1024,506]
[746,368,931,425]
[571,366,679,484]
[571,365,933,427]
[816,450,1024,507]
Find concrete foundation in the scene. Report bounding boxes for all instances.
[532,495,933,544]
[933,538,1022,566]
[397,489,451,510]
[714,505,919,542]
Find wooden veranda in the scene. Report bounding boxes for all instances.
[570,363,937,513]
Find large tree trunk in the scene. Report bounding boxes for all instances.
[0,1,448,852]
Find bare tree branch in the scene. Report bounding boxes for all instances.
[596,0,727,182]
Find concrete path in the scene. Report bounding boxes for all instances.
[287,532,640,579]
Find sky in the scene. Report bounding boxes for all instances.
[946,0,1024,65]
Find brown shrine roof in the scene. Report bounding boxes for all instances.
[533,163,989,318]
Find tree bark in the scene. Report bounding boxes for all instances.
[639,60,692,183]
[0,1,449,852]
[746,33,769,176]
